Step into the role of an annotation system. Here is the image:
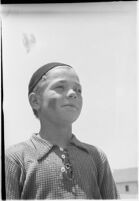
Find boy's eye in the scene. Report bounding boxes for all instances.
[56,85,64,88]
[55,85,65,90]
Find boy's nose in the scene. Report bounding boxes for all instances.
[67,89,77,99]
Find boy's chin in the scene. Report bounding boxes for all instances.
[60,114,80,125]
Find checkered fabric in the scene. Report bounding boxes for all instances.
[5,134,119,199]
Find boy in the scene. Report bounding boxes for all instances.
[5,62,119,199]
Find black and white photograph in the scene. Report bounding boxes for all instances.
[1,1,138,199]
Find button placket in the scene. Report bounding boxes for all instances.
[59,147,73,180]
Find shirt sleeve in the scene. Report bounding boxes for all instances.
[5,155,22,199]
[97,150,120,199]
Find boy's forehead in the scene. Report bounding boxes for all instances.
[45,66,80,84]
[48,78,81,87]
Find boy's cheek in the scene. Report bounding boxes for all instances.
[79,98,83,109]
[48,98,57,110]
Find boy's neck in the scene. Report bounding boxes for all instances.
[38,120,72,149]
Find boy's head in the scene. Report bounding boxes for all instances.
[28,62,83,125]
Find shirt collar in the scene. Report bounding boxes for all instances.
[70,134,89,154]
[30,133,89,161]
[30,133,54,160]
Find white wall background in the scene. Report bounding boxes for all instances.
[2,2,137,170]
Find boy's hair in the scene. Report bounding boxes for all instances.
[28,62,72,118]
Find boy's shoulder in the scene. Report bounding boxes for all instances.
[80,141,109,171]
[6,141,27,154]
[5,138,33,164]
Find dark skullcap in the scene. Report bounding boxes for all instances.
[28,62,72,94]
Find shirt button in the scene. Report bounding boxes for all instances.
[60,147,64,151]
[61,154,65,159]
[61,167,66,172]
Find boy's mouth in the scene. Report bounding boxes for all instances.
[62,104,78,109]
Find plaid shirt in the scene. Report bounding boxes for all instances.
[5,134,119,199]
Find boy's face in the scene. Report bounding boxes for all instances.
[37,66,83,125]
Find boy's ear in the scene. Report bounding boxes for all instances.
[29,92,40,111]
